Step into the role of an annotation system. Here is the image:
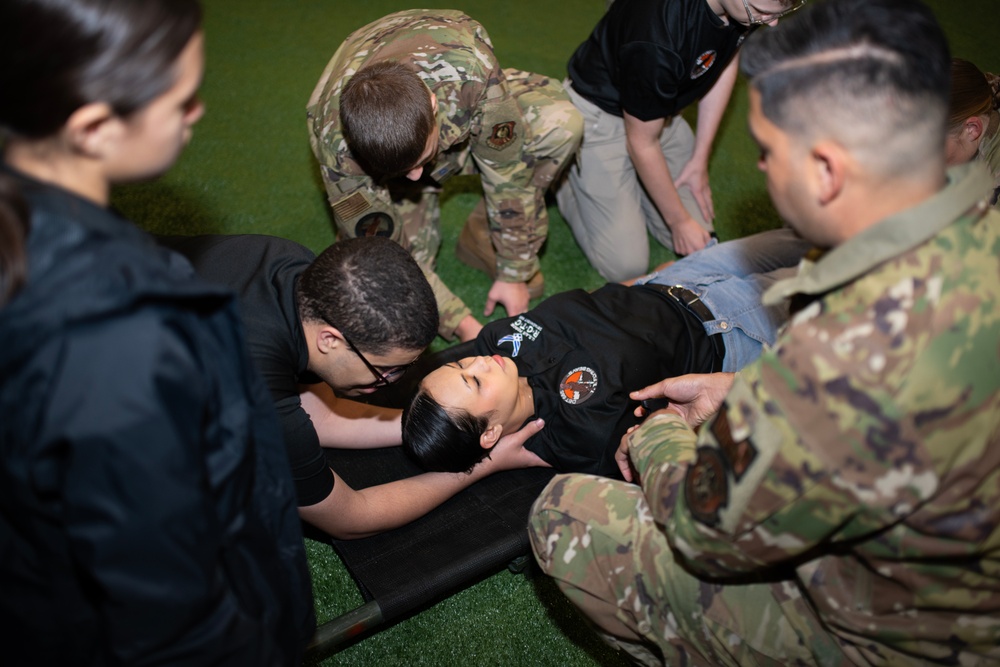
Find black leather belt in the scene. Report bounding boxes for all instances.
[646,282,725,372]
[648,284,715,322]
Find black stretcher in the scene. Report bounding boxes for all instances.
[302,342,557,660]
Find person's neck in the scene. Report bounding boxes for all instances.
[508,377,536,431]
[831,168,949,244]
[4,139,109,205]
[704,0,730,23]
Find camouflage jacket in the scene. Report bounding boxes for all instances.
[306,9,543,282]
[627,163,1000,664]
[981,70,999,207]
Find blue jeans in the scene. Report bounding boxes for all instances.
[639,229,812,372]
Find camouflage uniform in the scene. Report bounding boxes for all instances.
[306,10,583,339]
[530,163,1000,666]
[980,71,999,206]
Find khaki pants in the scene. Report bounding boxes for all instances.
[556,80,713,282]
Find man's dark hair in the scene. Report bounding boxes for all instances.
[340,60,436,182]
[740,0,951,176]
[297,236,438,355]
[402,390,494,474]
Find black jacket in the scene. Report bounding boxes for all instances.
[0,170,314,665]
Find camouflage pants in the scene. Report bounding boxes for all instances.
[390,69,582,338]
[529,474,850,666]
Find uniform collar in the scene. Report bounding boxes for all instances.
[763,162,993,305]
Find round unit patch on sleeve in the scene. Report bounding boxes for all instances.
[487,121,518,150]
[559,366,598,405]
[354,212,394,238]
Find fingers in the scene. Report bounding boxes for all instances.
[484,281,530,317]
[615,425,640,482]
[694,185,715,222]
[499,417,544,447]
[520,448,553,469]
[630,380,668,401]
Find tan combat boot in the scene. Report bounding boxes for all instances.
[455,199,544,299]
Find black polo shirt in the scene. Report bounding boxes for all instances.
[568,0,749,120]
[475,283,719,477]
[159,234,331,506]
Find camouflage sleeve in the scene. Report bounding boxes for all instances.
[471,71,544,283]
[629,353,897,577]
[632,281,979,579]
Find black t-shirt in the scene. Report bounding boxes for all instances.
[159,234,331,506]
[475,283,719,477]
[568,0,749,120]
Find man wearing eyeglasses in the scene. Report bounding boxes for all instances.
[558,0,804,282]
[160,234,546,539]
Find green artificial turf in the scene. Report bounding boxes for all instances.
[110,1,998,664]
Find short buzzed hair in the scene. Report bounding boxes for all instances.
[741,0,951,177]
[340,60,437,182]
[297,236,438,355]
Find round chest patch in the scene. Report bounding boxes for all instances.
[354,212,394,238]
[559,366,598,405]
[690,50,717,79]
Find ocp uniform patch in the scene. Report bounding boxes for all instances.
[332,191,371,223]
[487,121,517,150]
[685,446,729,526]
[683,376,785,533]
[354,211,394,238]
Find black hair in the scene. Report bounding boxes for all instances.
[297,236,438,356]
[402,389,495,474]
[740,0,950,172]
[340,60,437,182]
[0,0,202,305]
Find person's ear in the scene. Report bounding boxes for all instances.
[964,116,985,145]
[315,325,347,354]
[811,140,847,207]
[63,102,121,158]
[479,423,503,449]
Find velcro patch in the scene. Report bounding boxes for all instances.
[487,121,517,150]
[685,447,728,526]
[354,212,394,238]
[332,191,372,223]
[711,409,757,482]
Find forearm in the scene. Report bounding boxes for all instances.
[628,412,699,511]
[689,56,739,166]
[477,167,545,282]
[627,134,694,229]
[299,383,402,448]
[424,264,473,340]
[300,468,484,540]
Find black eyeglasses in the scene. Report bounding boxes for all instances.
[741,0,805,26]
[341,332,415,389]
